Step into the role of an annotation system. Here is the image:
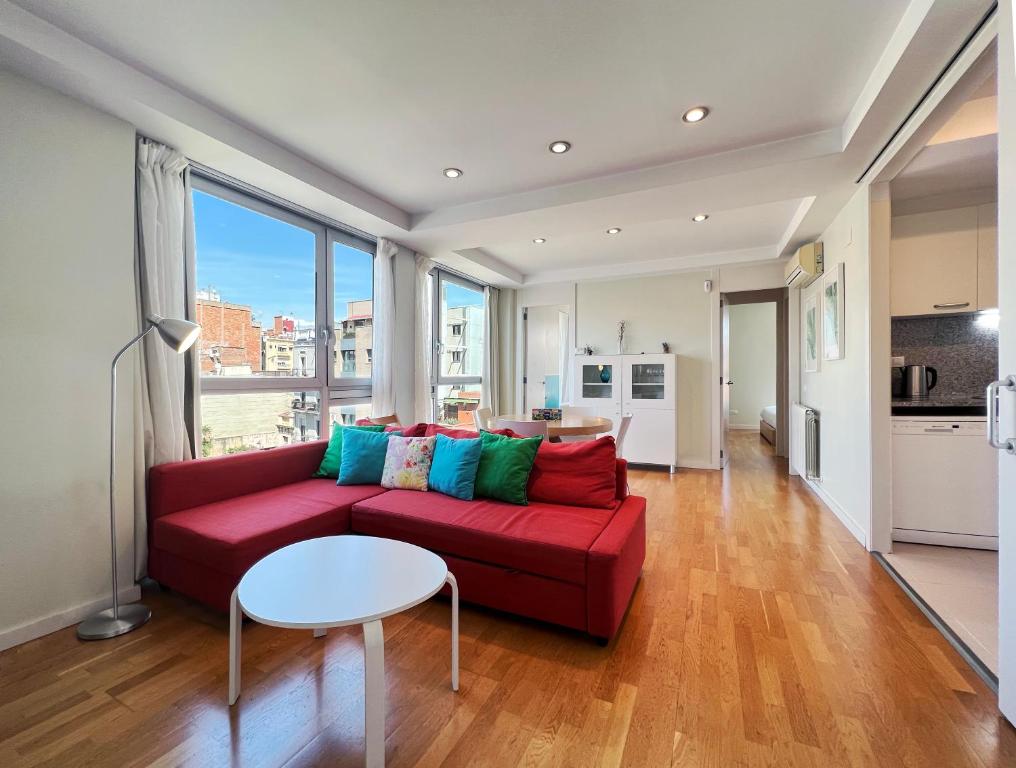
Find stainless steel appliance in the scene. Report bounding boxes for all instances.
[900,364,938,400]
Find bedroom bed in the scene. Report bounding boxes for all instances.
[759,405,777,445]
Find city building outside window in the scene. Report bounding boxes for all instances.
[432,270,485,427]
[193,175,373,456]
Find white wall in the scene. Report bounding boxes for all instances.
[728,303,776,429]
[719,261,786,292]
[576,271,714,468]
[798,186,873,547]
[0,70,138,649]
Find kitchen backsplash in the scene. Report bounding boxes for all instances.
[891,314,998,397]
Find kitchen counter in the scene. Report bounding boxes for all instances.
[892,393,986,416]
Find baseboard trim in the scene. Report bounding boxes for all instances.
[0,585,143,652]
[728,425,760,431]
[801,478,867,548]
[678,459,721,470]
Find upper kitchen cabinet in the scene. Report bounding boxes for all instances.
[977,202,998,310]
[890,205,992,317]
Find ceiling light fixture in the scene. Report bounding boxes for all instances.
[606,227,622,235]
[682,106,710,123]
[692,213,709,222]
[533,238,546,244]
[548,140,571,154]
[442,167,463,178]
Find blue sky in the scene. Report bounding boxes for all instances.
[193,189,482,325]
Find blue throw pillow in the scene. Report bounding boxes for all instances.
[338,429,401,485]
[428,433,482,500]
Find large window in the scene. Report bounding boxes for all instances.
[193,175,374,454]
[432,271,486,427]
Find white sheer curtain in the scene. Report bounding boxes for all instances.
[133,137,197,578]
[371,238,398,418]
[414,255,435,423]
[481,286,500,415]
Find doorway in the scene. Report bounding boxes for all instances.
[867,34,1001,687]
[720,289,790,464]
[522,304,570,411]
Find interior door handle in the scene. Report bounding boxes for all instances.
[987,375,1016,454]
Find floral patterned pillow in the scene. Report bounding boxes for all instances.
[381,436,437,491]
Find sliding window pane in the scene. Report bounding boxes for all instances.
[193,189,317,377]
[200,391,320,456]
[333,242,374,380]
[435,384,483,429]
[439,279,484,378]
[328,401,374,427]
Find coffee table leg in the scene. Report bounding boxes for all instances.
[447,572,459,692]
[363,619,385,768]
[228,587,241,705]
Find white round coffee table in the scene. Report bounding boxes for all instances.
[227,535,458,767]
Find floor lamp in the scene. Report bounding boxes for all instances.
[77,314,201,641]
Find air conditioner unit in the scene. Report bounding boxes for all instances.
[784,242,824,288]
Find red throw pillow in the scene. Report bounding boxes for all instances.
[527,436,618,509]
[386,423,427,438]
[423,424,516,439]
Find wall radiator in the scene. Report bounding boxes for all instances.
[791,403,820,480]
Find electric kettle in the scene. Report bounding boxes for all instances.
[901,364,938,400]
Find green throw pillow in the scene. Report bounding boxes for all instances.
[314,424,386,478]
[474,431,543,505]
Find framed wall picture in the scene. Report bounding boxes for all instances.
[804,291,820,372]
[822,262,845,360]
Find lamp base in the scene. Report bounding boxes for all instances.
[77,603,151,641]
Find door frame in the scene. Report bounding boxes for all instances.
[719,288,791,461]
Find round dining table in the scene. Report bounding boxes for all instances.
[494,414,613,439]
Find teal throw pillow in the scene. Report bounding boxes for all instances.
[314,423,385,478]
[338,428,401,485]
[474,431,543,505]
[429,433,482,500]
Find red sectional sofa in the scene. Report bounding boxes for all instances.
[148,437,646,641]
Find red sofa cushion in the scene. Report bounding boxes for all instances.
[423,424,517,439]
[385,423,427,437]
[148,441,326,520]
[527,436,618,509]
[153,480,386,577]
[351,490,614,585]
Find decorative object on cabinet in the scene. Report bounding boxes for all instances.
[661,341,671,353]
[617,321,626,354]
[581,345,594,356]
[804,292,821,372]
[822,262,845,360]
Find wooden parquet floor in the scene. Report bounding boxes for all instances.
[2,431,1015,767]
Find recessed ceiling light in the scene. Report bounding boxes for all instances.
[692,213,709,222]
[548,140,571,154]
[533,238,546,244]
[682,106,710,123]
[442,167,463,178]
[606,227,622,235]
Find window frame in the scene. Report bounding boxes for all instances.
[191,173,375,442]
[431,269,485,421]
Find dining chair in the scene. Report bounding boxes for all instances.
[472,407,492,432]
[614,413,633,455]
[494,418,549,439]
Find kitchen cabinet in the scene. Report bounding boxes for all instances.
[977,202,998,310]
[891,207,978,316]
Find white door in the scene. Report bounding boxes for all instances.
[996,7,1016,723]
[523,305,568,410]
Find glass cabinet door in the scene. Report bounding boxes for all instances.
[581,363,614,399]
[630,363,665,400]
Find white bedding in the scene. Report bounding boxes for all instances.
[760,405,777,428]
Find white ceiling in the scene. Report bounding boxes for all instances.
[891,134,997,202]
[0,0,998,285]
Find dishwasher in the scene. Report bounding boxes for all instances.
[892,416,998,549]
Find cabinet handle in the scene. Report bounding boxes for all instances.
[933,302,970,309]
[988,376,1016,454]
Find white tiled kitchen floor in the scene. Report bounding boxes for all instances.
[884,542,998,674]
